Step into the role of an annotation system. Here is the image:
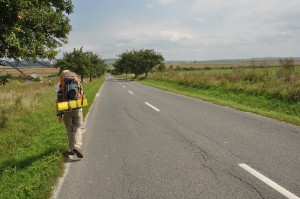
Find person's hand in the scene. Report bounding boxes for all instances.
[57,115,63,123]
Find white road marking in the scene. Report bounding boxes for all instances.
[145,102,160,112]
[239,164,300,199]
[129,91,134,95]
[119,83,121,85]
[122,86,125,88]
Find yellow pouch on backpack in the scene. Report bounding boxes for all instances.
[57,99,88,111]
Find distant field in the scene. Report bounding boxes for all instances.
[0,67,59,77]
[165,60,300,69]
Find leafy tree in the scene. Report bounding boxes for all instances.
[113,51,132,75]
[114,49,164,77]
[85,51,106,82]
[137,49,164,77]
[0,0,73,78]
[55,47,106,82]
[0,0,73,61]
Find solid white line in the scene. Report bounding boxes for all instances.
[129,91,134,95]
[145,102,160,112]
[239,164,300,199]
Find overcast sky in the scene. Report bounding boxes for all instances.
[58,0,300,61]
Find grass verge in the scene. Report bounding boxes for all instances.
[0,77,104,199]
[135,78,300,126]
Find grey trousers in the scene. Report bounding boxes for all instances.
[63,109,83,150]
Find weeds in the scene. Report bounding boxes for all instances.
[0,77,104,198]
[148,61,300,103]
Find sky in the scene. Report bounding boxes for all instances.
[58,0,300,61]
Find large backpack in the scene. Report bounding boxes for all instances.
[59,72,83,102]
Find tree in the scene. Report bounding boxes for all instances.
[0,0,73,61]
[0,0,73,78]
[55,47,106,82]
[113,51,132,75]
[114,49,164,77]
[85,51,106,82]
[138,49,164,77]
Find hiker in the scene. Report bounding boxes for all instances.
[56,70,84,158]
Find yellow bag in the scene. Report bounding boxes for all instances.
[57,99,88,111]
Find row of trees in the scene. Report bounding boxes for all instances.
[113,49,165,77]
[55,47,106,82]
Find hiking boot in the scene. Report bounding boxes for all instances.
[72,148,83,158]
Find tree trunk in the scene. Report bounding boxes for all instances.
[81,74,84,83]
[90,74,92,82]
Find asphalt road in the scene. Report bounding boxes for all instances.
[54,75,300,199]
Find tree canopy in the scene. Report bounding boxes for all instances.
[114,49,164,77]
[0,0,73,62]
[55,47,106,82]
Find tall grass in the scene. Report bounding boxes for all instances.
[0,77,104,198]
[141,65,300,125]
[148,66,300,102]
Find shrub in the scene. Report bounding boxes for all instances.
[279,57,295,71]
[0,74,11,85]
[276,58,296,82]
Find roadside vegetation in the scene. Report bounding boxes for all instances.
[0,77,104,199]
[133,58,300,126]
[0,1,107,198]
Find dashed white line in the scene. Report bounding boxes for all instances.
[239,164,300,199]
[145,102,160,112]
[122,86,125,88]
[129,91,134,95]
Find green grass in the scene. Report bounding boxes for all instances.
[0,77,104,199]
[133,69,300,126]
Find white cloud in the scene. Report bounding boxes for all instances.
[157,30,193,42]
[60,0,300,60]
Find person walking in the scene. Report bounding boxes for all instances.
[56,70,84,158]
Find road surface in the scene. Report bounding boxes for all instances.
[54,75,300,199]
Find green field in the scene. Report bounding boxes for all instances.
[135,66,300,126]
[0,77,104,199]
[165,59,300,70]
